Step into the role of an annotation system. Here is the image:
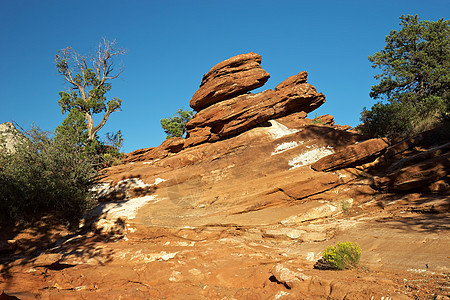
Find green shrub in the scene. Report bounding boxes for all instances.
[312,114,324,125]
[0,126,97,226]
[160,108,194,139]
[317,241,361,270]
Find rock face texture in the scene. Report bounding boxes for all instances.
[0,122,23,153]
[311,138,389,172]
[1,54,449,299]
[375,139,450,193]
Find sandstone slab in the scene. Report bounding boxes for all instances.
[390,153,450,191]
[311,138,389,172]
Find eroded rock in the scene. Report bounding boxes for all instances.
[189,53,270,111]
[185,71,326,146]
[311,138,389,172]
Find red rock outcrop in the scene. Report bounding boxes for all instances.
[185,70,326,146]
[190,53,270,111]
[311,138,389,172]
[2,53,450,299]
[375,141,450,192]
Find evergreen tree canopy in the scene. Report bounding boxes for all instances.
[160,108,194,139]
[360,15,449,140]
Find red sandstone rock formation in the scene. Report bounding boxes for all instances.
[186,58,326,147]
[189,53,270,111]
[311,138,389,172]
[1,54,449,299]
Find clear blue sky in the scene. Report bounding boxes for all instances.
[1,0,448,153]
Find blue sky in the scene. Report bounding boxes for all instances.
[1,0,448,153]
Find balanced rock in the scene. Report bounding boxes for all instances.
[185,71,326,146]
[189,53,270,111]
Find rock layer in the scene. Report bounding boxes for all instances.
[189,53,270,111]
[185,71,326,146]
[311,138,389,172]
[2,53,450,299]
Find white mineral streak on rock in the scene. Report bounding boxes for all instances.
[267,120,300,140]
[288,145,334,169]
[102,195,159,220]
[274,291,290,299]
[272,141,304,155]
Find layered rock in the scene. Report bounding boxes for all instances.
[186,69,326,146]
[189,53,270,111]
[311,138,389,172]
[2,54,450,299]
[375,141,450,192]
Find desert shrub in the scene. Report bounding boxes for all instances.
[316,241,361,270]
[100,130,125,167]
[312,114,324,125]
[0,126,97,226]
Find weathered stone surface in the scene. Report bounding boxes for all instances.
[386,142,450,174]
[312,114,335,126]
[2,54,450,300]
[278,172,343,200]
[274,71,326,114]
[389,153,450,191]
[190,53,270,111]
[124,137,185,163]
[311,138,389,172]
[185,72,326,146]
[0,122,24,153]
[373,142,450,192]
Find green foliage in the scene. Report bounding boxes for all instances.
[55,106,124,168]
[341,199,351,215]
[160,108,194,139]
[101,130,125,166]
[55,38,126,141]
[360,15,449,141]
[320,242,361,270]
[0,126,97,226]
[56,108,89,146]
[312,114,324,125]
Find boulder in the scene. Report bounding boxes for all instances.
[311,138,389,172]
[124,137,185,163]
[189,53,270,111]
[274,71,326,114]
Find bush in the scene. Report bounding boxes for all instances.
[160,108,194,139]
[315,241,361,270]
[0,126,97,226]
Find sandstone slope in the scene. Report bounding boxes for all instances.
[1,53,449,299]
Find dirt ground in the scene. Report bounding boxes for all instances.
[1,193,449,299]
